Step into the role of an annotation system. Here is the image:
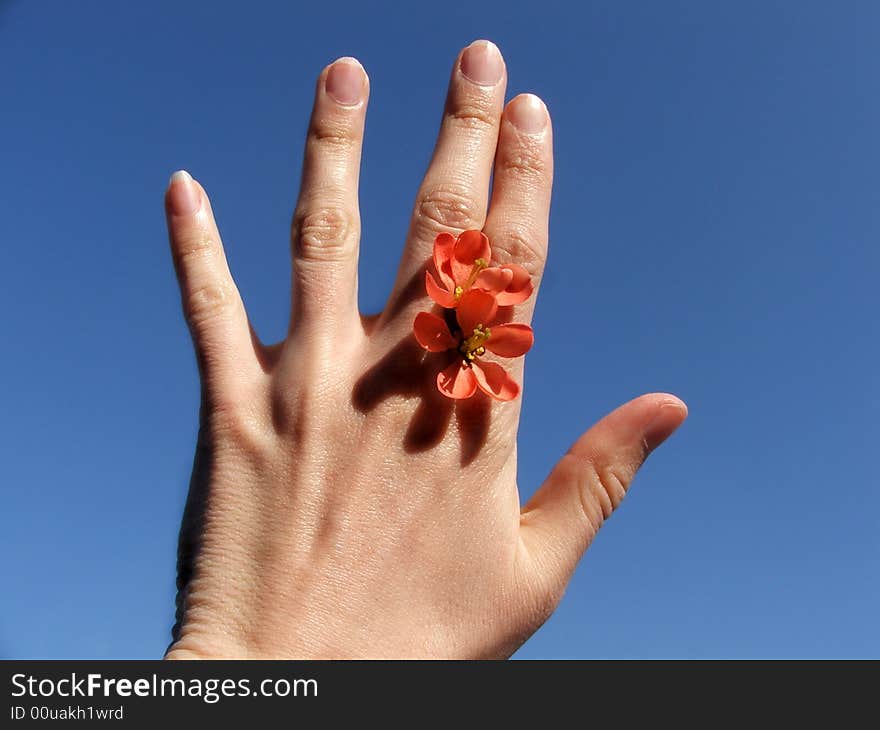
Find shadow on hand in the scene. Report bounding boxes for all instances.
[352,314,490,467]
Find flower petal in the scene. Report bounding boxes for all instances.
[413,311,457,352]
[456,289,498,335]
[451,230,491,284]
[437,361,477,399]
[494,264,533,306]
[471,361,520,401]
[473,266,514,295]
[485,323,534,358]
[425,271,457,308]
[433,232,456,289]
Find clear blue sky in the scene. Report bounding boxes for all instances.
[1,0,877,659]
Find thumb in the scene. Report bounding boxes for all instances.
[519,393,688,597]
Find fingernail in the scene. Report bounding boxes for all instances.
[643,399,688,453]
[460,40,503,86]
[507,94,547,135]
[167,170,200,215]
[325,58,365,106]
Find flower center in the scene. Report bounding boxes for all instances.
[453,258,488,300]
[460,323,491,364]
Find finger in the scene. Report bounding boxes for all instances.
[290,57,369,337]
[483,93,553,326]
[519,394,688,599]
[384,40,507,321]
[165,170,259,392]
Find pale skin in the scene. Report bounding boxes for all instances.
[163,40,688,659]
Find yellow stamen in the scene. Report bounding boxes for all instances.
[454,258,488,300]
[460,324,491,363]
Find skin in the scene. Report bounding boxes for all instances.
[162,41,688,659]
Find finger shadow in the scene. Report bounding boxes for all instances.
[353,335,454,453]
[352,332,490,461]
[454,396,490,467]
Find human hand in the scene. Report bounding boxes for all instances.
[163,40,687,659]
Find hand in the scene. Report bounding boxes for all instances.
[163,40,687,659]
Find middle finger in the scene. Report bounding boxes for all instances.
[381,40,507,325]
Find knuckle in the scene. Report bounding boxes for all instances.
[489,227,546,274]
[173,229,215,271]
[308,118,359,150]
[496,140,549,180]
[446,100,497,130]
[292,206,358,261]
[184,280,237,329]
[415,184,483,235]
[554,453,604,532]
[578,455,629,526]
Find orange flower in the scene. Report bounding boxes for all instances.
[413,289,534,401]
[425,230,533,308]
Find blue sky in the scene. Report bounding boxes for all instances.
[1,0,877,658]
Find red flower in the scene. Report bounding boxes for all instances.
[425,230,533,308]
[413,289,534,401]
